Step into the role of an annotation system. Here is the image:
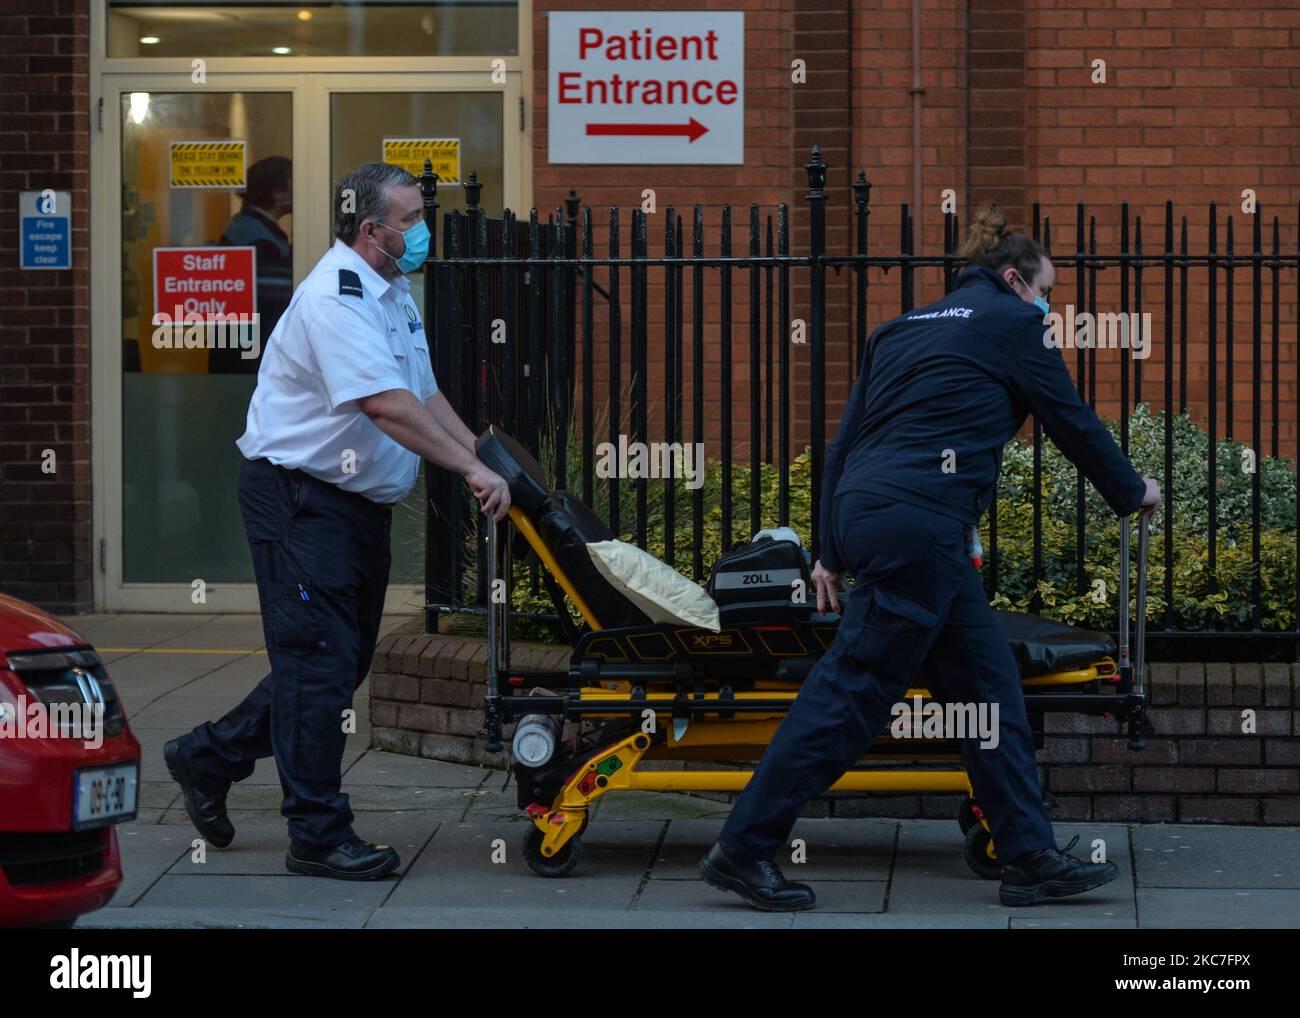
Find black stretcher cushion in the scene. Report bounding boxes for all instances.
[475,427,651,631]
[534,491,652,630]
[995,610,1115,677]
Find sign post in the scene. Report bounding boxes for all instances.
[548,11,744,165]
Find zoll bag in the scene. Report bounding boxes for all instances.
[707,535,811,607]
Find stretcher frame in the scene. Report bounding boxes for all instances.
[481,500,1150,877]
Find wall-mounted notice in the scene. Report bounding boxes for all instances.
[19,190,71,270]
[170,140,247,188]
[548,10,744,165]
[383,138,461,185]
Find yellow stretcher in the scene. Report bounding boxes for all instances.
[473,427,1151,878]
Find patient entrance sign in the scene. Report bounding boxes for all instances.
[548,11,744,165]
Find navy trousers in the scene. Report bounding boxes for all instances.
[184,456,392,848]
[719,489,1056,864]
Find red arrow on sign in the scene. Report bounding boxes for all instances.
[585,117,709,143]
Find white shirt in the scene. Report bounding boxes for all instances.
[237,239,438,504]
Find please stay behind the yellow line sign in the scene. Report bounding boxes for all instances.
[382,138,461,185]
[169,140,247,189]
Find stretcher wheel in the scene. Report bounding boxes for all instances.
[962,823,1002,880]
[523,826,583,878]
[957,797,979,835]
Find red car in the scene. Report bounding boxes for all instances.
[0,594,140,928]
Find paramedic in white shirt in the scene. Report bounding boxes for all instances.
[164,161,509,881]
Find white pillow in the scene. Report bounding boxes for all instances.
[586,540,721,632]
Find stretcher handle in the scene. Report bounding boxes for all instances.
[1118,516,1131,674]
[484,516,503,752]
[1117,513,1149,694]
[1133,511,1149,697]
[1122,511,1152,752]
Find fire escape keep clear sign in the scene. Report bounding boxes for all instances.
[547,11,744,165]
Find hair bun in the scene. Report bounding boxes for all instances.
[960,203,1007,257]
[956,202,1047,276]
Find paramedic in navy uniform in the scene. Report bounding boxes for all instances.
[164,162,510,881]
[700,205,1161,910]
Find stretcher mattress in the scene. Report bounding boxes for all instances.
[994,611,1115,677]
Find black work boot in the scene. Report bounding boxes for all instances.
[286,836,400,881]
[163,737,235,849]
[999,834,1119,906]
[699,841,816,912]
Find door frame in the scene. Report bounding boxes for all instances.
[90,67,525,613]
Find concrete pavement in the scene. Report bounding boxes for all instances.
[59,613,1300,929]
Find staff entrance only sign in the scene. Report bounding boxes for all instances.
[153,247,256,319]
[548,10,744,165]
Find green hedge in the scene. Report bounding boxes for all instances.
[494,403,1297,639]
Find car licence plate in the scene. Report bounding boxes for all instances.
[72,762,138,829]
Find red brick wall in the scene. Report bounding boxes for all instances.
[1020,1,1300,449]
[0,0,92,613]
[531,0,1300,471]
[849,0,1300,452]
[789,1,853,471]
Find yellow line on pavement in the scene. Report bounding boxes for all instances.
[97,647,267,655]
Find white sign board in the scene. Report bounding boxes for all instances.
[548,10,744,165]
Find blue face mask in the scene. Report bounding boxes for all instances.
[1012,272,1050,317]
[376,219,430,273]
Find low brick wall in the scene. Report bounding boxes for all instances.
[1040,662,1299,825]
[369,630,572,766]
[369,631,1300,824]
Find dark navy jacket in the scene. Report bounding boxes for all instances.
[818,265,1146,574]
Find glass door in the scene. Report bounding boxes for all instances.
[95,74,310,612]
[121,89,294,585]
[93,71,521,611]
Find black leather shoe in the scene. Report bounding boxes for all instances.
[1000,834,1119,906]
[698,840,815,912]
[163,737,234,849]
[286,836,400,881]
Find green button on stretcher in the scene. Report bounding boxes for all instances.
[596,757,623,776]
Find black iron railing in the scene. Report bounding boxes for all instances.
[420,147,1300,656]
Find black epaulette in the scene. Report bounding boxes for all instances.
[338,269,364,298]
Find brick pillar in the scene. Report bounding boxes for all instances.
[791,0,854,457]
[0,0,93,613]
[967,0,1029,227]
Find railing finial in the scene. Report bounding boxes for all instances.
[805,144,828,197]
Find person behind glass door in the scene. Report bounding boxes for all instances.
[208,155,294,375]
